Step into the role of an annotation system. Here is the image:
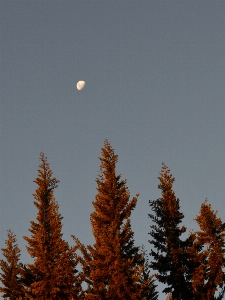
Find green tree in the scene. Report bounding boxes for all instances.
[188,200,225,300]
[75,140,155,300]
[23,152,82,299]
[148,164,192,300]
[0,230,24,299]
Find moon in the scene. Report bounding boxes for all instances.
[77,81,85,90]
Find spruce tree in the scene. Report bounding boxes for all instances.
[23,152,82,299]
[75,140,155,300]
[188,200,225,300]
[0,230,24,299]
[148,164,192,300]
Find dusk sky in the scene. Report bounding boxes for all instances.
[1,1,225,298]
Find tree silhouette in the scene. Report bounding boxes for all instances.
[75,140,155,299]
[149,164,192,300]
[23,152,82,299]
[0,230,24,299]
[188,200,225,300]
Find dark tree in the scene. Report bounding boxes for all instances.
[23,152,82,299]
[0,230,24,299]
[188,200,225,300]
[140,248,158,300]
[75,140,155,300]
[148,164,192,300]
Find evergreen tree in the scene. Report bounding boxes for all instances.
[140,248,158,300]
[188,200,225,300]
[75,140,155,300]
[23,152,82,299]
[148,164,192,300]
[0,230,24,299]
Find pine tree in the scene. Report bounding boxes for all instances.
[0,230,24,299]
[148,164,192,300]
[23,152,82,299]
[75,140,155,300]
[188,200,225,300]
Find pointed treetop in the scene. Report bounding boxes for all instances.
[158,163,175,193]
[34,152,59,192]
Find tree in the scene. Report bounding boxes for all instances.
[188,200,225,300]
[148,164,192,300]
[140,248,158,300]
[0,230,24,299]
[23,152,82,299]
[75,140,155,299]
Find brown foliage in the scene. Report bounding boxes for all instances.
[0,230,23,299]
[23,153,82,299]
[75,140,153,300]
[188,200,225,300]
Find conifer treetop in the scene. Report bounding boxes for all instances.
[0,230,23,299]
[189,200,225,299]
[23,153,82,299]
[149,164,191,300]
[77,140,153,300]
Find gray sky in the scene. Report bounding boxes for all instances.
[1,1,225,298]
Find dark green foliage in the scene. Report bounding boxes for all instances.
[148,164,192,300]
